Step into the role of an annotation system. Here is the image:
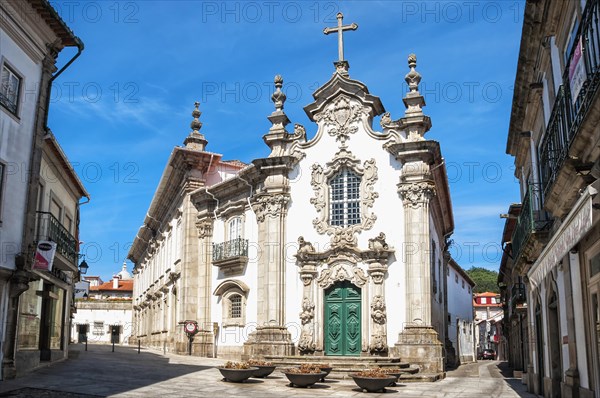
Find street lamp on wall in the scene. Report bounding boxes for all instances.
[79,256,89,275]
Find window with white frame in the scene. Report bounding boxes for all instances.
[329,168,361,227]
[227,216,242,240]
[1,64,21,115]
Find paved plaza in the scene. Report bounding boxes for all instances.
[0,344,536,397]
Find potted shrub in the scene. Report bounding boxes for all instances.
[247,359,276,378]
[283,364,327,388]
[217,361,258,383]
[349,368,397,393]
[308,363,332,381]
[379,367,403,386]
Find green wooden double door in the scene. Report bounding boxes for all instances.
[324,281,361,356]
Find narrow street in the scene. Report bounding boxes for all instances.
[0,344,536,397]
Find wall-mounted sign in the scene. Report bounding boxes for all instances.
[184,320,198,335]
[33,241,57,271]
[569,36,587,105]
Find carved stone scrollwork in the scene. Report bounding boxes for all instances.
[296,236,315,262]
[370,295,387,324]
[368,233,389,252]
[251,193,290,222]
[300,274,313,286]
[317,262,368,289]
[310,149,378,249]
[299,297,315,325]
[398,181,436,209]
[298,330,316,354]
[196,218,214,239]
[293,124,307,141]
[315,95,370,146]
[369,334,387,354]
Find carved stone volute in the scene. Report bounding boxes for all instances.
[196,217,214,239]
[251,193,290,222]
[398,181,436,209]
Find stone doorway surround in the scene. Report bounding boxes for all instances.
[294,233,394,357]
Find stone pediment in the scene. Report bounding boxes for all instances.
[304,73,385,122]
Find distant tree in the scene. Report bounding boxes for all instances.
[466,267,499,293]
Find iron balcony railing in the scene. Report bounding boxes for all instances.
[36,211,77,265]
[212,238,249,262]
[539,0,600,197]
[511,184,550,264]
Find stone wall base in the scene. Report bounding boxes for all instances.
[215,345,243,360]
[544,376,561,398]
[174,332,215,357]
[392,325,444,373]
[242,326,295,360]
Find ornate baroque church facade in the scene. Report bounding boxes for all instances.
[128,16,456,374]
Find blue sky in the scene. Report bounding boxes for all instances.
[47,0,524,281]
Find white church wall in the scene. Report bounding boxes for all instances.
[212,206,259,351]
[285,96,408,349]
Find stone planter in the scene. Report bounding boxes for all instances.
[252,365,276,378]
[218,367,258,383]
[382,371,402,386]
[318,367,332,382]
[350,374,397,393]
[283,371,327,388]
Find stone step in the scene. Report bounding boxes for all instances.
[397,372,446,383]
[270,361,411,370]
[264,355,404,364]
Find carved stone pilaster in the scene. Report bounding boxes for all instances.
[367,260,388,355]
[298,296,317,354]
[251,193,290,222]
[296,239,318,355]
[398,181,436,209]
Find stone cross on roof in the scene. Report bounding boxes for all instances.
[323,12,358,62]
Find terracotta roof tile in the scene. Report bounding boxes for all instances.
[90,280,133,292]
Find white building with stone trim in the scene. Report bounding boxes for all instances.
[72,263,134,345]
[446,258,476,367]
[128,15,460,375]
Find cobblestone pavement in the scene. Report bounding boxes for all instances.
[0,344,536,397]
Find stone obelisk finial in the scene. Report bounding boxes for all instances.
[402,54,431,141]
[263,75,291,156]
[184,101,208,150]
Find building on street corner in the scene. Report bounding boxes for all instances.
[0,0,86,379]
[503,0,600,396]
[128,14,461,376]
